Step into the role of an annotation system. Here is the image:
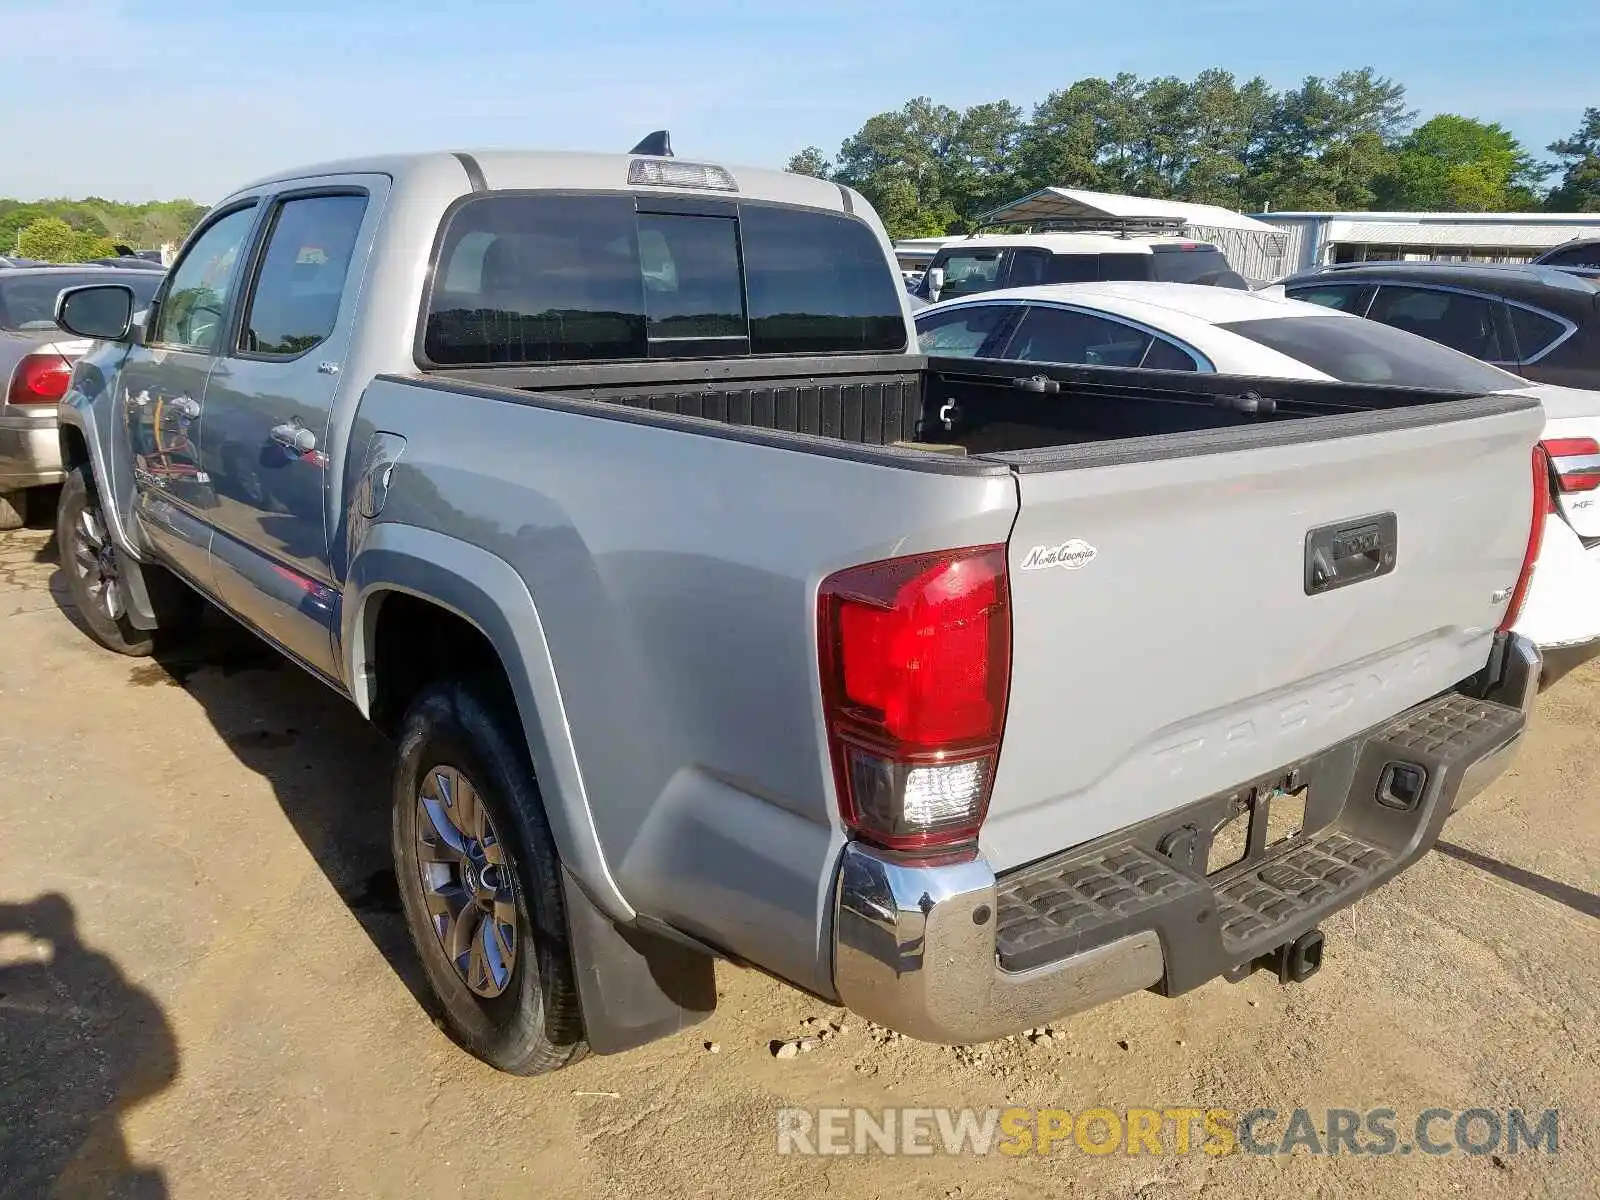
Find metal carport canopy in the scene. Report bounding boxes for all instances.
[981,187,1282,234]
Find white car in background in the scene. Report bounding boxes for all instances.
[916,282,1600,686]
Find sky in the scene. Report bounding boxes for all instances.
[1,0,1595,204]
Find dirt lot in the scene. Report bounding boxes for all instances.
[1,519,1596,1200]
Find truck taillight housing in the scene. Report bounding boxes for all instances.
[6,352,73,407]
[818,545,1011,854]
[1541,436,1600,493]
[1499,444,1550,633]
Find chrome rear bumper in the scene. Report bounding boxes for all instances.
[832,634,1540,1044]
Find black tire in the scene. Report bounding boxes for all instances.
[0,488,26,532]
[392,680,588,1074]
[57,466,201,657]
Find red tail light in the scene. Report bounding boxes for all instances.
[6,351,73,407]
[818,545,1011,854]
[1541,436,1600,493]
[1499,445,1550,633]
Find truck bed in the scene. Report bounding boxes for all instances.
[420,352,1531,462]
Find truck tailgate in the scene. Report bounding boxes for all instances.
[983,397,1543,872]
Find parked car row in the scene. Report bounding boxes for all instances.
[6,140,1560,1079]
[0,264,164,528]
[908,229,1249,310]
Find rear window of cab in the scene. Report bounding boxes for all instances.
[422,194,908,365]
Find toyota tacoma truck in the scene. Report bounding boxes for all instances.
[51,137,1544,1074]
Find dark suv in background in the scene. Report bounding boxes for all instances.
[1281,262,1600,390]
[1534,238,1600,275]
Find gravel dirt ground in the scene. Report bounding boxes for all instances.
[1,518,1596,1200]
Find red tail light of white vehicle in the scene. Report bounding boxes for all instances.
[1542,436,1600,495]
[818,546,1012,855]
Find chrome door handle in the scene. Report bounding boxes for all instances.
[270,422,316,454]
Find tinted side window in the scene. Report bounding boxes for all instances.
[151,205,258,351]
[1366,285,1507,361]
[1139,337,1200,371]
[425,195,646,365]
[1219,316,1524,391]
[1006,249,1051,288]
[1539,243,1600,269]
[1046,254,1098,284]
[1507,305,1569,362]
[1285,283,1369,312]
[1148,247,1229,284]
[740,205,906,355]
[916,305,1008,357]
[241,194,367,356]
[1095,253,1155,282]
[1003,306,1153,368]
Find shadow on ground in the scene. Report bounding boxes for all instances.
[0,894,176,1199]
[44,564,436,1022]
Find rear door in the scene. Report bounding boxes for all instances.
[202,180,380,680]
[120,202,262,587]
[979,382,1544,873]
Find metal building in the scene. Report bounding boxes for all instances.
[1259,211,1600,276]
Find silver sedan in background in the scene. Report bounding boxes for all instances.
[0,266,163,528]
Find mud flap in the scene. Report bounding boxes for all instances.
[560,867,717,1054]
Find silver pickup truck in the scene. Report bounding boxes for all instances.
[52,141,1544,1075]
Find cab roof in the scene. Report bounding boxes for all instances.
[227,150,853,214]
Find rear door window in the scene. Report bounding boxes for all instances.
[1004,249,1052,288]
[915,304,1011,357]
[1365,285,1509,362]
[239,193,368,357]
[1001,305,1154,368]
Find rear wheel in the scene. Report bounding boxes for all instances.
[57,466,200,657]
[392,680,588,1074]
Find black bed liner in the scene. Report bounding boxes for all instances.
[413,352,1537,462]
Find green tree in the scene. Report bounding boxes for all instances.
[1547,108,1600,211]
[784,147,832,178]
[1243,68,1412,210]
[1375,115,1547,210]
[15,216,116,262]
[831,97,963,238]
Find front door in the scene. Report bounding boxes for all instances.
[201,185,377,680]
[122,202,261,588]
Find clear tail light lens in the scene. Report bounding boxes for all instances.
[818,545,1011,853]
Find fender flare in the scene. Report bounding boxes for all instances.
[343,523,632,922]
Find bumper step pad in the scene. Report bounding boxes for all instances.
[993,689,1524,983]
